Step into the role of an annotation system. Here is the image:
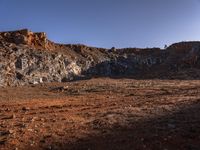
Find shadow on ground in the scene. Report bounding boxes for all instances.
[47,100,200,150]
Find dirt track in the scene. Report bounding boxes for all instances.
[1,78,200,150]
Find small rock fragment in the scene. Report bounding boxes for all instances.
[2,114,15,120]
[22,107,30,111]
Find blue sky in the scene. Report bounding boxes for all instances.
[0,0,200,48]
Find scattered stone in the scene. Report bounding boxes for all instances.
[14,123,25,128]
[27,129,34,132]
[4,108,11,111]
[8,130,14,134]
[52,86,69,92]
[2,114,15,120]
[56,132,65,137]
[40,118,45,122]
[0,131,10,136]
[31,117,38,122]
[40,139,45,143]
[22,107,30,111]
[44,134,52,139]
[30,140,35,146]
[0,137,7,145]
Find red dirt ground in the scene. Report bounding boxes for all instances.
[0,78,200,150]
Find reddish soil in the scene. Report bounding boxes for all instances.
[0,78,200,150]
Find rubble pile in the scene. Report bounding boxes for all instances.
[0,29,200,86]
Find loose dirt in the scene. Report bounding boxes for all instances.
[0,78,200,150]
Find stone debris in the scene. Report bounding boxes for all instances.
[0,131,10,136]
[0,137,7,145]
[22,107,30,111]
[2,114,15,120]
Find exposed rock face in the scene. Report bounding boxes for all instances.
[0,29,200,86]
[0,29,110,86]
[0,29,56,50]
[0,45,85,86]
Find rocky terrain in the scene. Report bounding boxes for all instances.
[0,29,110,86]
[1,29,200,86]
[1,29,200,150]
[1,78,200,150]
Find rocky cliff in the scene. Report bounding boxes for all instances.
[0,29,200,86]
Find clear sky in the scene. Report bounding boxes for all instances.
[0,0,200,48]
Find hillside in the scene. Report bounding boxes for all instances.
[1,29,200,86]
[1,29,200,150]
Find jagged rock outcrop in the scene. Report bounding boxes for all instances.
[0,29,111,86]
[0,29,200,86]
